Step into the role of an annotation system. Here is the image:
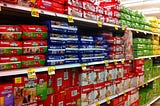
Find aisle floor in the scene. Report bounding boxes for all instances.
[152,99,160,106]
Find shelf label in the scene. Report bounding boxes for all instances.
[122,26,127,30]
[121,60,125,64]
[27,68,36,79]
[31,8,39,17]
[124,91,127,96]
[142,84,144,88]
[106,97,111,104]
[97,21,102,27]
[15,77,22,84]
[113,60,117,64]
[146,82,148,86]
[67,15,74,23]
[81,64,86,70]
[135,29,139,33]
[149,57,151,60]
[104,60,109,67]
[114,25,118,30]
[129,60,132,63]
[138,80,141,86]
[48,66,55,75]
[96,102,100,106]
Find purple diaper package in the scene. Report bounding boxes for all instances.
[47,45,65,55]
[46,55,65,65]
[65,54,79,64]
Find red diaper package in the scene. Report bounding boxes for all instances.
[95,6,103,14]
[83,0,96,4]
[96,14,105,23]
[66,0,82,8]
[93,65,105,84]
[21,55,45,68]
[51,0,65,4]
[22,40,47,54]
[36,0,64,13]
[71,68,79,87]
[18,0,36,7]
[83,1,96,12]
[20,25,48,40]
[47,75,55,95]
[65,5,83,17]
[63,69,72,89]
[2,0,18,4]
[83,10,97,21]
[0,25,22,40]
[54,92,66,106]
[0,56,21,71]
[0,41,22,56]
[65,86,81,106]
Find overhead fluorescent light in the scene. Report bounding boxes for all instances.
[121,0,160,7]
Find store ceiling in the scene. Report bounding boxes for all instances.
[121,0,160,18]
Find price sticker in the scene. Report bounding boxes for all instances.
[106,97,111,104]
[121,60,125,64]
[138,80,141,86]
[67,15,74,23]
[113,60,117,65]
[135,29,139,33]
[146,82,148,86]
[104,60,109,67]
[48,66,55,75]
[27,68,36,79]
[114,25,118,30]
[96,102,100,106]
[97,21,102,27]
[122,26,127,30]
[124,91,127,96]
[149,57,151,60]
[81,64,87,70]
[15,77,22,84]
[31,8,39,17]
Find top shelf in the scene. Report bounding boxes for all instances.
[0,2,160,36]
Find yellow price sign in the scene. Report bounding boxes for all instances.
[30,0,36,3]
[113,60,117,64]
[31,8,39,17]
[124,91,127,96]
[121,60,125,64]
[114,25,118,30]
[27,68,36,79]
[15,77,22,84]
[104,60,109,67]
[138,80,141,86]
[122,26,127,30]
[97,21,102,27]
[106,97,111,104]
[129,60,132,63]
[142,84,144,88]
[81,64,87,70]
[96,102,100,106]
[48,66,55,75]
[67,15,74,23]
[146,82,148,86]
[135,29,139,33]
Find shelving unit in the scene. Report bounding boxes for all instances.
[143,96,160,106]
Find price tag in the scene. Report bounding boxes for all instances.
[30,0,36,3]
[142,84,144,88]
[121,60,125,64]
[129,60,132,63]
[96,102,100,106]
[97,21,102,27]
[146,82,148,86]
[149,57,151,60]
[114,25,118,30]
[15,77,22,84]
[0,6,1,11]
[122,26,126,30]
[124,91,127,96]
[147,104,151,106]
[154,77,157,81]
[104,60,109,67]
[31,8,39,17]
[67,15,74,23]
[129,82,131,88]
[27,69,36,79]
[138,88,140,90]
[113,60,117,64]
[135,29,139,33]
[138,80,141,86]
[48,66,55,75]
[106,97,111,104]
[81,64,87,70]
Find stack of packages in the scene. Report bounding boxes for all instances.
[144,59,153,82]
[151,35,160,55]
[44,21,79,65]
[139,79,160,106]
[0,25,47,71]
[133,38,153,58]
[110,88,139,106]
[120,6,150,31]
[102,32,125,60]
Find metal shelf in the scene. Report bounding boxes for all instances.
[143,96,160,106]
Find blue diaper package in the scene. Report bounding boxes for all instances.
[43,21,78,34]
[48,33,66,44]
[46,55,65,65]
[65,54,79,64]
[65,34,79,44]
[93,54,105,61]
[79,54,94,63]
[66,44,79,54]
[79,44,94,54]
[104,44,110,52]
[94,45,106,53]
[104,51,110,60]
[47,45,65,55]
[80,35,94,44]
[94,36,107,45]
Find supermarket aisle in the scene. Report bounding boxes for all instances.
[152,99,160,106]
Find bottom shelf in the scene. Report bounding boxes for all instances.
[144,96,160,106]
